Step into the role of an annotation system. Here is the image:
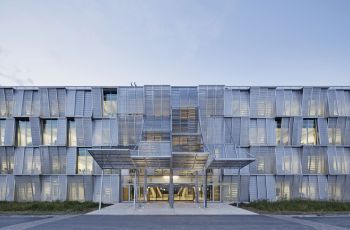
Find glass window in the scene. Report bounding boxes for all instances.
[328,119,342,145]
[306,155,325,174]
[301,119,317,145]
[0,89,13,117]
[0,119,5,145]
[256,156,265,173]
[16,119,32,146]
[0,149,14,174]
[42,119,58,145]
[172,108,198,133]
[68,119,77,146]
[249,119,266,145]
[76,148,93,174]
[275,118,281,145]
[68,178,85,201]
[22,90,39,116]
[172,135,203,152]
[103,89,117,117]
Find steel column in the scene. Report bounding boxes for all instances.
[195,171,199,203]
[203,169,207,208]
[237,168,241,207]
[98,169,104,210]
[144,169,147,202]
[169,168,174,208]
[134,169,138,208]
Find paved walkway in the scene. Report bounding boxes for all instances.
[87,202,257,215]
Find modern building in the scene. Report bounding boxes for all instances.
[0,86,350,206]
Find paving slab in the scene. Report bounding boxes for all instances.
[87,202,257,215]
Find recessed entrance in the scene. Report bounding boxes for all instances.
[174,184,195,201]
[147,184,197,202]
[147,184,169,201]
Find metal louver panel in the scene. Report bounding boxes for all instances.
[118,87,144,115]
[57,88,66,117]
[66,148,77,175]
[75,118,84,146]
[275,89,284,116]
[83,118,92,146]
[56,118,67,146]
[83,175,93,201]
[75,90,84,117]
[266,118,276,145]
[14,148,24,175]
[65,90,76,117]
[40,88,50,117]
[4,118,15,146]
[13,90,24,116]
[257,176,267,200]
[318,175,328,200]
[84,91,92,117]
[292,117,302,145]
[171,87,198,108]
[40,147,50,174]
[15,176,41,201]
[249,176,258,201]
[48,88,59,117]
[93,175,119,203]
[30,117,41,146]
[317,118,328,145]
[92,88,103,118]
[266,175,276,201]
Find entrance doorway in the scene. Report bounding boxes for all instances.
[174,184,195,201]
[147,184,169,201]
[146,184,197,202]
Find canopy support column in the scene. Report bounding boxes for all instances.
[144,169,148,202]
[236,168,241,207]
[195,171,199,203]
[203,169,207,208]
[134,169,138,209]
[169,167,174,208]
[99,169,104,211]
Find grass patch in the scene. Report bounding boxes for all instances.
[0,201,109,215]
[240,199,350,214]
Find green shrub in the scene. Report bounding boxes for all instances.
[0,201,106,214]
[240,199,350,213]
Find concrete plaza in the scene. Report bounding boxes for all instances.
[87,202,257,215]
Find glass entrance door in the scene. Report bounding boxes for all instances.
[174,184,195,201]
[147,184,169,201]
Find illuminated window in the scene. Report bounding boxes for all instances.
[68,119,77,146]
[103,89,117,117]
[328,119,342,145]
[249,119,267,145]
[76,148,93,174]
[16,119,32,146]
[42,119,58,145]
[307,155,324,174]
[0,119,5,145]
[275,118,281,145]
[256,156,265,173]
[301,119,317,145]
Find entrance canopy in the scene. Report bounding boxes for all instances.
[89,148,254,171]
[172,152,209,170]
[88,149,171,169]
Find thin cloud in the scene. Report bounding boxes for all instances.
[0,71,35,86]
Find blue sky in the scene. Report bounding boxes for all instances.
[0,0,349,86]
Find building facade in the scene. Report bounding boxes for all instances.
[0,85,350,204]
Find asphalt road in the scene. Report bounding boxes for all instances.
[0,216,49,228]
[0,215,349,230]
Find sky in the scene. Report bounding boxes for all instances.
[0,0,349,86]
